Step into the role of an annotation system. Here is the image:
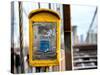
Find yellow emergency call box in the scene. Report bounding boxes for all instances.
[28,9,60,67]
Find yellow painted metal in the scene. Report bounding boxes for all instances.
[28,8,60,19]
[29,9,61,67]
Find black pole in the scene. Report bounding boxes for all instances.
[11,2,15,73]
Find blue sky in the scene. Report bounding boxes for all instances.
[71,5,97,41]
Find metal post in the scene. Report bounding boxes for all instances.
[18,1,25,73]
[49,3,51,9]
[63,4,72,70]
[38,2,40,8]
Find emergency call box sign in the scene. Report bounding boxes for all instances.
[32,22,57,60]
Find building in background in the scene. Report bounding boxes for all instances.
[72,7,97,70]
[72,25,79,45]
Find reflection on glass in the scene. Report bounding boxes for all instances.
[32,22,57,60]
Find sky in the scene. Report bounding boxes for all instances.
[71,4,97,41]
[13,2,97,47]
